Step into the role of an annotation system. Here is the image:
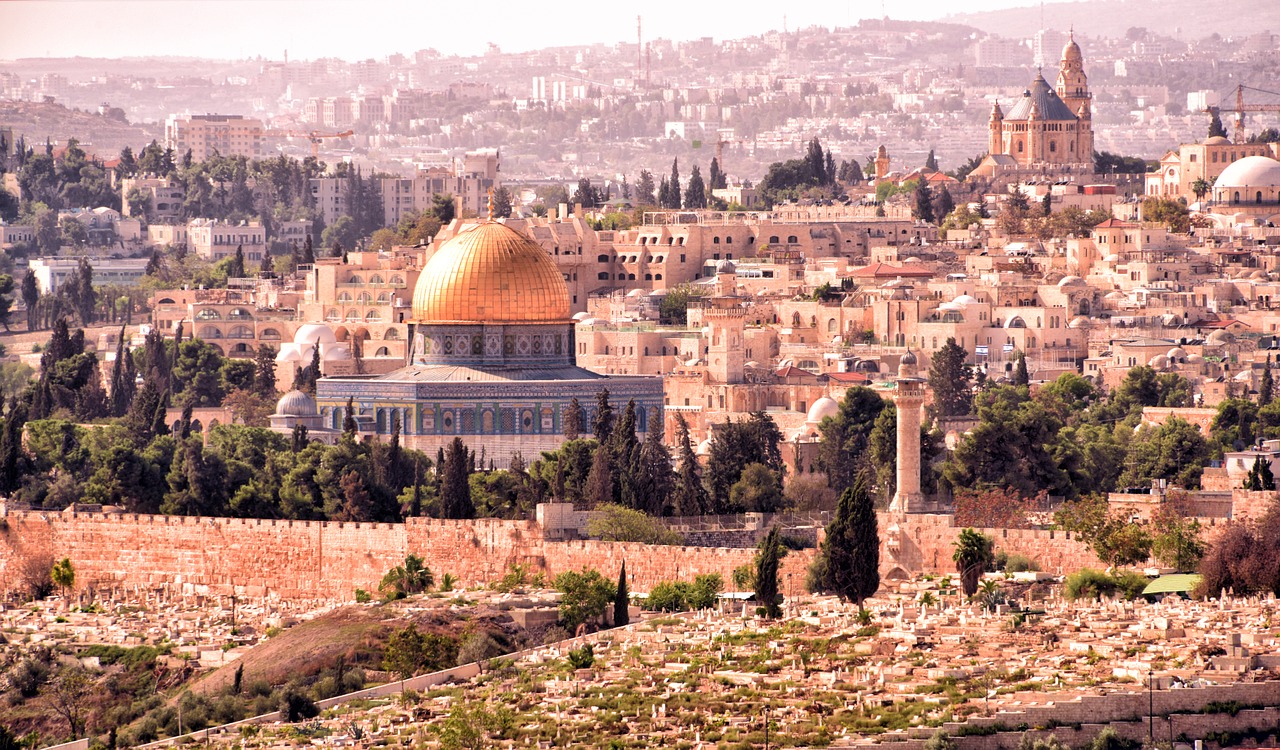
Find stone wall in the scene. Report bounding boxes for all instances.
[0,507,1106,602]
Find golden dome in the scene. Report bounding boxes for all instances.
[412,221,570,325]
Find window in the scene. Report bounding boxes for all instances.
[196,309,220,320]
[337,292,352,303]
[384,328,400,340]
[369,274,383,284]
[348,275,363,284]
[787,235,798,244]
[366,310,382,322]
[713,237,720,244]
[261,328,281,340]
[598,272,609,280]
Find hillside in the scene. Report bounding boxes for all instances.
[945,0,1280,40]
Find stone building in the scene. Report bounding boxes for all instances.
[314,220,664,464]
[986,32,1093,168]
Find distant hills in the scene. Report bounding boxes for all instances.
[944,0,1280,40]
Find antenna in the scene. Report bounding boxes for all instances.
[637,16,643,91]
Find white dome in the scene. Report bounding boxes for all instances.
[1215,156,1280,189]
[696,438,713,456]
[627,288,646,298]
[1167,347,1187,360]
[806,396,840,424]
[952,294,979,307]
[319,343,350,361]
[572,311,590,320]
[1207,330,1233,344]
[578,317,603,326]
[1068,315,1092,329]
[937,301,962,312]
[1186,353,1205,364]
[1058,275,1085,287]
[276,344,305,362]
[1105,291,1125,301]
[294,324,337,345]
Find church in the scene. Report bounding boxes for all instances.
[283,220,664,465]
[984,32,1094,170]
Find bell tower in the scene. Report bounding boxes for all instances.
[1056,30,1090,120]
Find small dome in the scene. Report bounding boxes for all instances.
[806,396,840,424]
[1062,35,1083,63]
[900,350,917,365]
[1105,291,1126,301]
[1103,254,1120,263]
[276,389,317,417]
[953,294,979,307]
[1148,354,1170,369]
[696,438,713,456]
[1207,329,1233,344]
[716,259,737,274]
[1214,156,1280,190]
[1167,347,1187,360]
[1203,135,1231,146]
[276,345,305,362]
[1068,315,1092,329]
[1058,275,1085,287]
[294,324,337,345]
[572,311,590,321]
[1186,353,1205,364]
[627,288,646,297]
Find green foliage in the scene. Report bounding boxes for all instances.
[50,557,75,595]
[379,554,434,599]
[754,526,787,618]
[586,503,683,545]
[553,569,617,631]
[952,529,994,597]
[706,411,784,513]
[809,474,880,606]
[929,338,973,418]
[817,386,890,497]
[567,644,595,670]
[353,588,371,603]
[382,624,459,680]
[644,574,723,612]
[922,730,957,750]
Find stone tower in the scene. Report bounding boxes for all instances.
[988,101,1004,156]
[889,350,927,514]
[874,145,890,180]
[704,292,745,385]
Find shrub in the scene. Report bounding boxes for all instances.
[353,588,371,603]
[277,685,318,722]
[1110,569,1151,599]
[1003,553,1039,573]
[567,644,595,670]
[553,569,617,631]
[1064,569,1116,601]
[645,581,690,612]
[586,504,684,545]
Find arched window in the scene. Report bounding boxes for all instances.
[357,292,373,305]
[645,273,653,280]
[1258,191,1265,205]
[345,310,360,322]
[628,273,636,280]
[788,235,798,243]
[366,310,382,322]
[384,328,400,340]
[654,273,662,280]
[375,346,390,356]
[792,312,802,326]
[827,319,836,332]
[228,308,252,320]
[597,254,609,263]
[713,237,720,244]
[196,309,221,320]
[337,292,352,303]
[229,325,253,339]
[325,309,339,322]
[198,325,222,339]
[599,272,610,280]
[261,328,281,340]
[390,275,404,285]
[1049,141,1057,153]
[769,236,779,244]
[725,236,733,244]
[377,293,390,304]
[369,274,384,285]
[348,274,363,284]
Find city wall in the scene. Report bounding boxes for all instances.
[0,508,1104,602]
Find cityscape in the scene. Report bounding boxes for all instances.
[3,0,1280,748]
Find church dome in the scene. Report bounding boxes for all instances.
[411,222,570,325]
[1062,35,1083,63]
[275,389,318,417]
[806,396,840,424]
[1214,156,1280,189]
[1004,75,1078,121]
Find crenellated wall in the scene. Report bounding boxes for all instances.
[0,507,1105,602]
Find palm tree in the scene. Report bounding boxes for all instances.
[1191,178,1211,205]
[952,529,995,598]
[379,554,434,598]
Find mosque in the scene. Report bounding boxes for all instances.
[273,220,664,464]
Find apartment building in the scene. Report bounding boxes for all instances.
[164,114,265,161]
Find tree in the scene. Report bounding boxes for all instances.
[228,244,246,279]
[683,165,707,209]
[1244,456,1276,491]
[614,561,629,627]
[952,528,994,597]
[924,148,939,171]
[563,397,584,441]
[729,463,786,513]
[671,414,710,516]
[810,473,880,607]
[380,553,434,598]
[754,526,786,618]
[583,442,613,508]
[44,665,91,738]
[1191,177,1212,204]
[817,387,890,495]
[382,623,458,679]
[928,338,972,418]
[441,437,474,519]
[1208,111,1228,139]
[490,185,513,218]
[1151,504,1205,571]
[932,187,955,224]
[592,389,614,442]
[553,568,616,631]
[635,169,656,206]
[912,180,935,223]
[22,272,39,331]
[663,158,681,209]
[1262,357,1274,408]
[708,157,727,190]
[1013,351,1029,386]
[51,556,75,599]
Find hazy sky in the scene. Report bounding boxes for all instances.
[0,0,1050,61]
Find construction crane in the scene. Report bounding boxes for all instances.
[264,129,355,158]
[1205,84,1280,144]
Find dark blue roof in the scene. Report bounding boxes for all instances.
[1003,74,1079,122]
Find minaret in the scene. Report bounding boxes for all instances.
[874,145,890,180]
[889,350,926,514]
[988,101,1004,156]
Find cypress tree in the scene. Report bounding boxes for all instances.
[1013,352,1030,386]
[633,423,675,516]
[584,443,613,509]
[813,473,881,608]
[754,526,786,619]
[608,399,639,504]
[342,397,358,438]
[592,389,614,443]
[672,414,709,516]
[1261,356,1274,407]
[229,244,245,279]
[614,561,629,627]
[290,423,308,452]
[563,397,584,441]
[0,401,27,494]
[441,437,474,519]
